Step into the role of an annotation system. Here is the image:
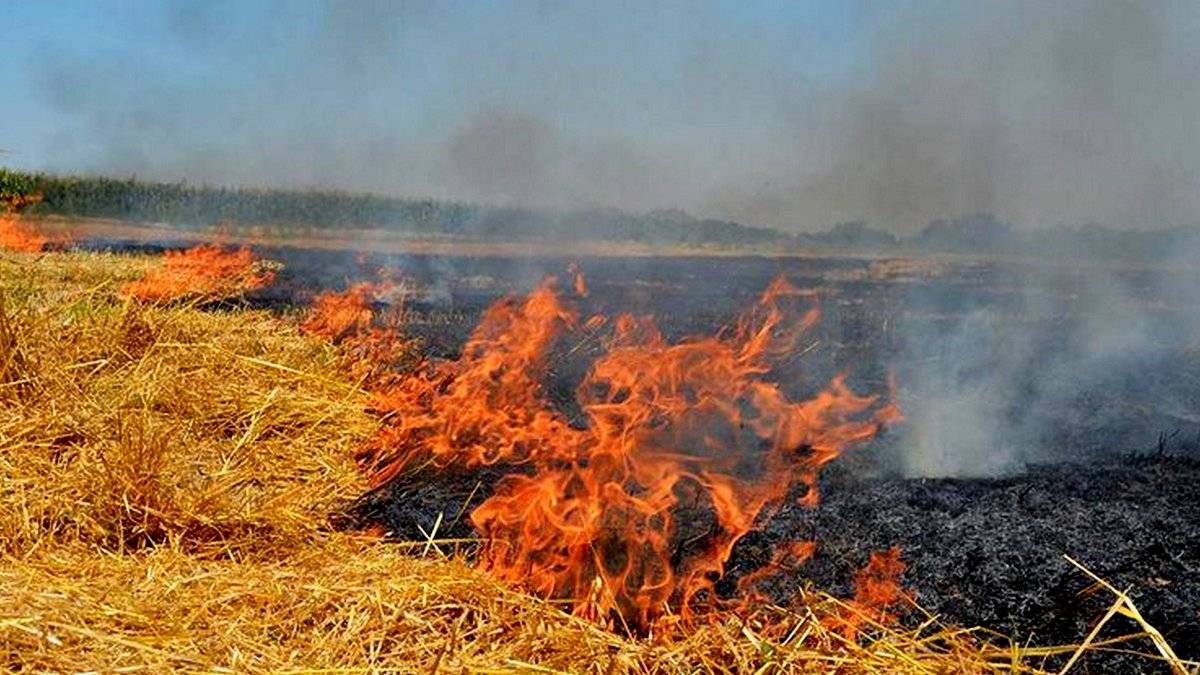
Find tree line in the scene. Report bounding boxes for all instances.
[1,168,786,247]
[4,168,1193,261]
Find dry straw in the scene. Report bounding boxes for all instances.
[0,249,1193,673]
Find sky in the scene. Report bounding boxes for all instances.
[2,1,1198,231]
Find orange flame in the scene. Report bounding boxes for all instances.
[302,278,416,383]
[735,541,820,602]
[854,546,906,611]
[302,282,385,341]
[0,192,59,253]
[568,261,588,297]
[121,244,276,302]
[821,546,909,639]
[0,214,49,253]
[363,274,900,629]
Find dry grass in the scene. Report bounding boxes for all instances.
[0,537,1085,674]
[0,251,368,560]
[0,249,1193,673]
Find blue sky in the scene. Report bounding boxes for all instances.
[1,2,867,155]
[2,2,1197,230]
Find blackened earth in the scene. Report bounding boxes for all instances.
[350,453,1200,672]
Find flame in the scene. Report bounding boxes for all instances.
[735,541,820,601]
[302,278,416,383]
[0,192,59,253]
[821,546,908,639]
[568,261,588,297]
[363,274,900,629]
[362,281,580,485]
[302,282,385,341]
[0,214,49,253]
[121,244,276,302]
[854,546,906,611]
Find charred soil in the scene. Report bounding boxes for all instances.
[350,454,1200,668]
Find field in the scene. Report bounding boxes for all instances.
[2,222,1197,672]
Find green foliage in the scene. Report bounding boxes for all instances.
[0,168,791,247]
[0,168,37,200]
[4,168,1192,260]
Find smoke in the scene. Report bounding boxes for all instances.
[893,234,1200,477]
[12,1,1198,231]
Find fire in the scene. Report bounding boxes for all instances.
[302,282,383,341]
[568,261,588,297]
[821,546,908,639]
[363,282,580,484]
[0,214,48,253]
[121,243,277,303]
[853,547,906,613]
[362,273,900,629]
[735,541,820,601]
[301,278,416,383]
[0,192,57,253]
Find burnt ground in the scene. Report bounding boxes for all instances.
[85,239,1200,668]
[737,455,1200,670]
[351,452,1200,671]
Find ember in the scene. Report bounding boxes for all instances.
[121,243,277,302]
[361,274,900,629]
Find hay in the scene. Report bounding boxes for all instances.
[6,538,1190,674]
[0,251,369,558]
[0,250,1192,673]
[0,536,1047,673]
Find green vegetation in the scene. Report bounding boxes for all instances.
[1,167,790,247]
[0,168,38,204]
[5,167,1196,261]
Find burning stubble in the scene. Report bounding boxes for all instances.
[356,274,900,628]
[120,243,278,303]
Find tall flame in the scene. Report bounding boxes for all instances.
[363,274,900,629]
[121,244,276,302]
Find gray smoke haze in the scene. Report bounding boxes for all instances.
[894,232,1200,477]
[14,1,1200,231]
[715,1,1200,230]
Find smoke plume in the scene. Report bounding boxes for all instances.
[11,1,1198,230]
[894,234,1200,477]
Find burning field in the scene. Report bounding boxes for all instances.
[2,233,1198,673]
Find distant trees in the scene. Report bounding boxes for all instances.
[913,213,1015,252]
[801,221,899,249]
[0,168,42,211]
[0,168,36,201]
[1,168,793,248]
[1022,223,1199,262]
[5,167,1195,260]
